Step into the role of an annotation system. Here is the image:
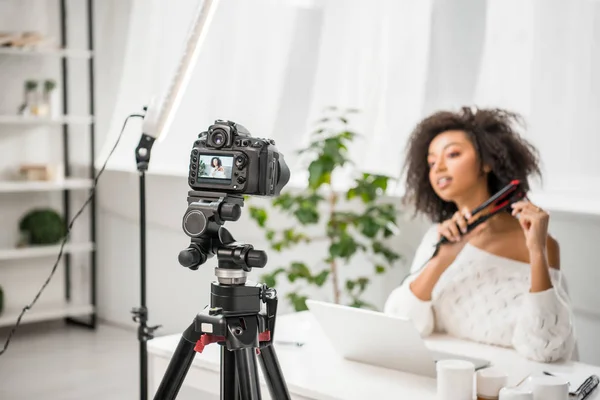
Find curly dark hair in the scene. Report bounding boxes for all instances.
[211,157,222,167]
[403,107,542,223]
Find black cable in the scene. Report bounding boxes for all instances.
[0,113,144,356]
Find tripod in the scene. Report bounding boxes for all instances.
[152,191,291,400]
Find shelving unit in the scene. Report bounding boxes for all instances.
[0,46,92,59]
[0,0,97,330]
[0,115,93,125]
[0,242,94,261]
[0,178,93,193]
[0,302,94,328]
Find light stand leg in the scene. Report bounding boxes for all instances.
[234,348,262,400]
[258,345,290,400]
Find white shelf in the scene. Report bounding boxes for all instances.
[0,302,94,328]
[0,47,92,59]
[0,178,93,193]
[0,242,94,261]
[0,115,93,125]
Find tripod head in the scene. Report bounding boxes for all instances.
[178,191,267,285]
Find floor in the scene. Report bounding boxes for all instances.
[0,320,201,400]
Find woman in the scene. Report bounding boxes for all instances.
[384,107,575,363]
[210,157,226,178]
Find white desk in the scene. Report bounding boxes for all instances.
[148,311,600,399]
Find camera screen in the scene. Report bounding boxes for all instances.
[197,154,233,184]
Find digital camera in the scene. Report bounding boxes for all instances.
[188,120,290,196]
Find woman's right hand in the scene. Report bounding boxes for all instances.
[433,207,486,269]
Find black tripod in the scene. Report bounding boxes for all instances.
[152,191,291,400]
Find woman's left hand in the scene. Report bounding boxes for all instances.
[511,200,549,253]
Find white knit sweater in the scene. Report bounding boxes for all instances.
[384,226,576,363]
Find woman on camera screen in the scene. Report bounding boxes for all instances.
[384,107,575,363]
[210,157,226,179]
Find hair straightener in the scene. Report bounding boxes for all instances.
[402,179,527,283]
[436,179,526,246]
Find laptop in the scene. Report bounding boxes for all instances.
[305,299,490,378]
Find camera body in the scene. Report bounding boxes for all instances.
[188,120,290,197]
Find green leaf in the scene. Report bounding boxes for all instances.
[287,292,309,311]
[261,267,286,288]
[312,269,330,286]
[372,175,388,191]
[294,207,320,225]
[357,277,369,293]
[349,298,377,310]
[329,233,364,261]
[346,188,357,200]
[290,262,312,280]
[372,241,402,264]
[340,131,356,140]
[272,193,296,210]
[375,265,386,274]
[346,280,355,291]
[266,230,275,241]
[249,207,268,227]
[308,159,324,189]
[357,216,380,238]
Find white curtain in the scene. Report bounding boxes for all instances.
[297,0,434,190]
[472,0,600,195]
[99,0,301,175]
[99,0,600,197]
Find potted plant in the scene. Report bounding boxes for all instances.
[248,107,402,311]
[18,208,66,247]
[17,80,39,116]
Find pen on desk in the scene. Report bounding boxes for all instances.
[544,372,599,399]
[575,375,599,400]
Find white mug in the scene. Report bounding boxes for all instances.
[498,387,534,400]
[529,376,569,400]
[436,359,475,400]
[477,367,508,399]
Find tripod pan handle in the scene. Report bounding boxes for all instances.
[246,249,267,268]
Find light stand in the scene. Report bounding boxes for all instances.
[132,132,160,400]
[130,1,221,399]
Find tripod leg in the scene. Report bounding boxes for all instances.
[153,323,199,400]
[221,346,240,400]
[234,348,262,400]
[257,345,291,400]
